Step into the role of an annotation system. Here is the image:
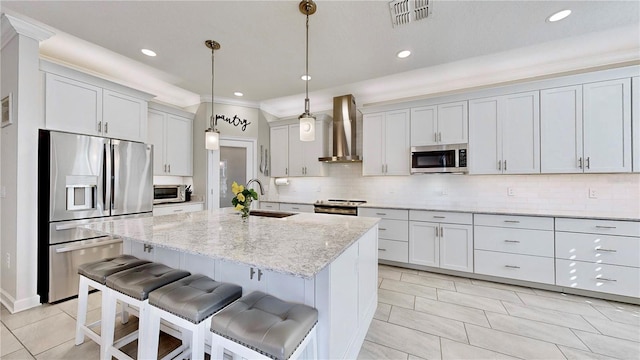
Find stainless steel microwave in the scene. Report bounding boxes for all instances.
[153,185,186,204]
[411,144,468,174]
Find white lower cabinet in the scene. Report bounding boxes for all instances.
[153,202,204,216]
[359,207,409,263]
[126,239,180,268]
[473,214,555,285]
[555,218,640,297]
[409,211,473,273]
[259,201,280,210]
[279,203,314,213]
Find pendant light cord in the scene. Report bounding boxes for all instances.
[211,48,216,129]
[304,11,310,114]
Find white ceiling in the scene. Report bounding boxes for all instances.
[2,0,639,117]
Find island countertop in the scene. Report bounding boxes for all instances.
[84,208,379,279]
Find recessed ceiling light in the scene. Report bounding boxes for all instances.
[547,9,571,22]
[397,50,411,59]
[301,74,311,81]
[234,92,244,97]
[141,48,157,57]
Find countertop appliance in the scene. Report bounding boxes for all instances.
[38,130,153,303]
[153,184,186,204]
[314,199,367,216]
[411,143,468,174]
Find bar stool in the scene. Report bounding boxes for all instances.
[75,255,150,358]
[210,291,318,360]
[102,262,190,360]
[142,274,242,360]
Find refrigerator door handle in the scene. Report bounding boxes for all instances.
[55,237,121,253]
[111,143,116,210]
[103,143,108,211]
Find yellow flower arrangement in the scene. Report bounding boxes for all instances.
[231,181,258,219]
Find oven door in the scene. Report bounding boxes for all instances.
[49,236,122,302]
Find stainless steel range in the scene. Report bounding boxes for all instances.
[314,199,366,216]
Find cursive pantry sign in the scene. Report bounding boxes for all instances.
[216,114,251,132]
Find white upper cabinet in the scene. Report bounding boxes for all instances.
[270,125,289,177]
[633,77,639,173]
[469,91,540,174]
[541,79,631,173]
[363,109,410,176]
[148,107,193,176]
[270,119,328,178]
[43,66,149,142]
[411,101,468,146]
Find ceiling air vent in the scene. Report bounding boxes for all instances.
[389,0,431,28]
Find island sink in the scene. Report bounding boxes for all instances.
[248,210,296,218]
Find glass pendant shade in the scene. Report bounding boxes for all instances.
[205,128,220,150]
[299,113,315,142]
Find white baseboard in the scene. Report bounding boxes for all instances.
[1,289,41,313]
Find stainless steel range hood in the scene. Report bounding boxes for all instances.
[319,94,362,162]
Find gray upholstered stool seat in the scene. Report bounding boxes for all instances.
[149,274,242,323]
[75,255,150,359]
[78,255,150,284]
[211,291,318,360]
[142,274,243,360]
[105,262,190,300]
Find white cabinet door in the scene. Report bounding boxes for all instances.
[288,124,305,177]
[384,109,410,175]
[216,260,267,295]
[302,119,327,176]
[438,101,468,145]
[540,85,583,173]
[102,89,147,142]
[165,115,193,176]
[632,77,639,172]
[148,110,166,175]
[469,97,501,174]
[583,78,632,173]
[270,126,289,177]
[410,106,437,146]
[328,243,358,359]
[358,229,378,324]
[408,221,439,267]
[45,73,102,136]
[362,113,385,175]
[502,91,540,174]
[439,224,473,273]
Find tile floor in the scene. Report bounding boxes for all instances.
[1,264,639,359]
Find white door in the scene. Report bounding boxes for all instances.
[438,101,468,145]
[439,224,473,273]
[148,110,166,175]
[501,91,540,174]
[409,222,439,267]
[165,115,193,176]
[207,137,256,210]
[362,113,385,176]
[469,97,501,174]
[288,124,304,176]
[384,109,411,175]
[102,89,147,142]
[633,77,640,173]
[45,73,102,136]
[410,106,437,146]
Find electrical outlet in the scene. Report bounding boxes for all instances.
[440,189,448,196]
[507,187,515,196]
[5,253,10,269]
[0,186,6,199]
[589,188,598,199]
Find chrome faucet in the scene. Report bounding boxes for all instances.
[246,178,265,195]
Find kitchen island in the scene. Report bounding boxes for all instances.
[86,208,380,359]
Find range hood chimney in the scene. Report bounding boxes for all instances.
[319,94,362,163]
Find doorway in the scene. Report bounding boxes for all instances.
[207,137,256,210]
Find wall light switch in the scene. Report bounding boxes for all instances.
[589,188,598,199]
[507,187,515,196]
[0,186,5,198]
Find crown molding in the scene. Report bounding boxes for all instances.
[1,13,54,48]
[199,95,260,109]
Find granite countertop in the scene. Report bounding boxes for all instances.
[84,208,379,279]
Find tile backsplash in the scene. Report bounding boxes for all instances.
[268,163,640,219]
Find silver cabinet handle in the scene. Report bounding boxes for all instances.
[97,121,102,132]
[596,277,617,282]
[291,207,300,210]
[378,248,387,251]
[438,132,442,142]
[379,228,387,231]
[586,157,590,169]
[504,220,520,223]
[385,164,388,173]
[498,160,502,171]
[504,265,520,269]
[434,132,438,142]
[504,240,520,243]
[250,267,256,280]
[440,227,443,237]
[376,213,387,216]
[143,244,154,253]
[168,164,171,173]
[285,167,288,175]
[173,209,184,212]
[433,216,445,219]
[578,157,583,169]
[504,160,507,171]
[595,248,617,252]
[56,238,122,253]
[257,269,263,281]
[595,225,617,229]
[435,227,439,237]
[105,122,108,134]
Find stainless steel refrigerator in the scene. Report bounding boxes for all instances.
[38,130,153,303]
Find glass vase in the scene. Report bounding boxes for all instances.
[241,198,252,221]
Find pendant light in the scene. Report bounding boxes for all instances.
[205,40,221,150]
[299,0,317,142]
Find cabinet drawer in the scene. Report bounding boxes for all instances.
[474,226,554,257]
[556,232,640,267]
[378,219,408,242]
[556,259,639,298]
[377,239,408,263]
[556,218,640,237]
[474,250,555,284]
[410,210,472,225]
[153,203,203,216]
[474,214,554,230]
[279,203,314,213]
[359,207,408,220]
[259,202,280,210]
